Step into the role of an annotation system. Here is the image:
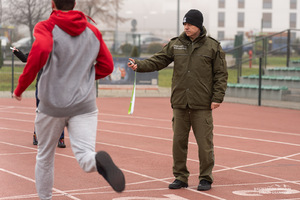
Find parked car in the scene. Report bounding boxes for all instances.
[139,35,168,53]
[12,37,34,53]
[123,33,168,54]
[220,39,253,55]
[0,36,10,59]
[220,40,234,52]
[269,37,295,55]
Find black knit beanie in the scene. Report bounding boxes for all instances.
[183,9,203,31]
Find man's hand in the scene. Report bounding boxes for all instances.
[211,102,221,110]
[127,58,137,71]
[12,93,22,101]
[10,47,19,52]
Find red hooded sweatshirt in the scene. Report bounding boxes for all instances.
[14,10,114,117]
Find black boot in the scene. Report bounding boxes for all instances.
[33,133,38,145]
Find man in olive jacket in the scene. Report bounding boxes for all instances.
[128,9,227,191]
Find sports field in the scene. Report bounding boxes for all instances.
[0,97,300,200]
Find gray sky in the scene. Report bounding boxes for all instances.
[107,0,208,39]
[3,0,208,40]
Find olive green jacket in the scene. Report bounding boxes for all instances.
[135,27,228,110]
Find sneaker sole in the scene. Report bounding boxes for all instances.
[96,151,125,192]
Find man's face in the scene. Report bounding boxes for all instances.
[183,23,201,40]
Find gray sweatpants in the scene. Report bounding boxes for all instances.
[34,109,98,200]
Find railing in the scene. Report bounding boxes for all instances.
[224,29,300,83]
[224,29,300,106]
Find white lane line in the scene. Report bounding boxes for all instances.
[213,180,300,188]
[1,110,300,137]
[1,125,300,164]
[2,115,299,147]
[0,127,32,133]
[90,119,300,147]
[0,106,15,110]
[3,123,299,163]
[99,112,300,137]
[0,108,300,199]
[215,124,300,137]
[0,117,34,123]
[100,128,300,162]
[0,168,81,200]
[0,141,225,200]
[96,140,300,173]
[0,106,34,110]
[233,167,300,186]
[0,141,38,151]
[0,152,36,156]
[1,125,300,165]
[0,137,299,199]
[100,113,170,122]
[215,133,300,147]
[115,169,226,200]
[213,152,300,173]
[97,118,300,138]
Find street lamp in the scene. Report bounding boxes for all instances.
[177,0,180,36]
[114,0,119,53]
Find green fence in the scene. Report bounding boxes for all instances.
[225,29,300,83]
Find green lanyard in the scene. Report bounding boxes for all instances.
[128,71,137,114]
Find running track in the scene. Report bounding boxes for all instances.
[0,97,300,200]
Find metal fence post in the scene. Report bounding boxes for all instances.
[96,80,99,97]
[286,29,291,67]
[258,57,262,106]
[11,53,15,96]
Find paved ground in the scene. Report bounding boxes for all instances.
[1,97,300,200]
[1,86,299,110]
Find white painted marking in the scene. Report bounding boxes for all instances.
[1,105,299,200]
[0,168,81,200]
[233,185,300,196]
[1,109,300,136]
[113,194,188,200]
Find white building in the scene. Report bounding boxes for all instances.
[117,0,299,41]
[206,0,300,40]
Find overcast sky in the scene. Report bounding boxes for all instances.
[106,0,209,39]
[3,0,209,40]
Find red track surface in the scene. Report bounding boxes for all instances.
[0,97,300,200]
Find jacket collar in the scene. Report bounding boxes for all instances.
[179,26,207,45]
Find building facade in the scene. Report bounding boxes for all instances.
[206,0,299,40]
[110,0,300,45]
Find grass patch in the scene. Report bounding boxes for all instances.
[243,55,300,67]
[1,54,298,91]
[228,67,259,83]
[158,68,173,87]
[158,67,260,87]
[0,66,36,91]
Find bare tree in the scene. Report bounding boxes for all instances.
[0,0,2,24]
[3,0,50,43]
[76,0,128,27]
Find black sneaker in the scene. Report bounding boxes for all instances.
[197,179,212,191]
[168,179,188,189]
[96,151,125,193]
[33,134,38,145]
[57,138,66,148]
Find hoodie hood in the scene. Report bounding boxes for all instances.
[49,10,87,36]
